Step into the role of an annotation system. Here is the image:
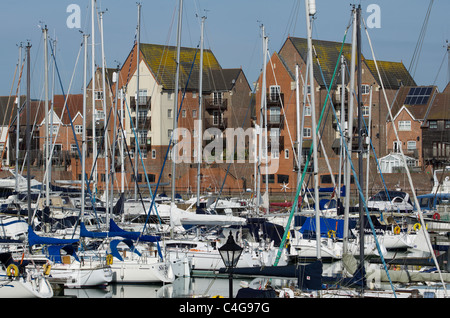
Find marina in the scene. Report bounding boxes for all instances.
[0,0,449,300]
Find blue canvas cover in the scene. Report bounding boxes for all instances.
[28,226,78,246]
[296,216,356,239]
[109,239,141,261]
[47,245,80,263]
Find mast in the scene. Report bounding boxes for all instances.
[81,33,89,222]
[295,64,300,214]
[91,0,97,201]
[356,5,365,292]
[99,11,109,221]
[15,44,22,194]
[171,0,182,203]
[305,0,320,260]
[111,67,119,222]
[343,7,357,255]
[337,55,345,213]
[134,2,141,200]
[196,15,206,209]
[26,42,32,226]
[43,26,50,207]
[256,24,268,214]
[49,37,57,192]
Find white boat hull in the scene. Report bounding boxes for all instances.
[110,260,174,284]
[0,275,53,298]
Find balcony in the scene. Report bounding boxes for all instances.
[267,93,284,107]
[130,96,151,112]
[204,117,228,130]
[204,98,228,111]
[266,114,284,129]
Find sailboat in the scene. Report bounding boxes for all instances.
[0,252,53,298]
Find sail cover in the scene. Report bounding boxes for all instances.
[28,226,78,246]
[79,220,161,242]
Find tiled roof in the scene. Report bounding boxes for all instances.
[140,43,230,91]
[286,37,415,90]
[389,86,438,122]
[425,89,450,120]
[365,60,416,89]
[288,37,354,87]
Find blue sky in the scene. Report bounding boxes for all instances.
[1,0,449,98]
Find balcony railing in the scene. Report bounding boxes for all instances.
[267,93,284,107]
[204,117,228,130]
[130,96,151,112]
[204,98,228,111]
[266,114,284,129]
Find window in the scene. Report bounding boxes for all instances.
[361,84,370,95]
[445,121,450,129]
[70,144,77,154]
[269,85,281,101]
[138,130,147,146]
[362,105,370,116]
[168,109,172,118]
[277,174,289,184]
[407,141,416,150]
[304,105,311,116]
[262,174,275,183]
[182,109,186,118]
[136,89,148,105]
[168,129,173,138]
[213,92,223,105]
[75,125,82,134]
[147,174,156,183]
[303,127,312,138]
[305,85,311,95]
[152,149,156,159]
[429,120,437,129]
[213,111,220,125]
[284,148,289,159]
[270,107,281,123]
[94,91,103,100]
[393,141,401,153]
[398,121,411,131]
[192,109,197,118]
[138,110,147,121]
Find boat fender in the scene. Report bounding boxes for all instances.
[106,254,113,265]
[433,212,440,221]
[413,223,421,231]
[212,295,224,298]
[43,263,51,275]
[394,226,401,235]
[7,264,19,277]
[327,230,336,239]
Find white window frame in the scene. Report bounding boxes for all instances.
[407,141,416,150]
[398,121,411,131]
[361,84,370,95]
[75,125,83,134]
[303,127,312,138]
[151,149,156,159]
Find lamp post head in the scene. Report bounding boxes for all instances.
[218,232,243,269]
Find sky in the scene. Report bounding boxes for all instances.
[1,0,449,99]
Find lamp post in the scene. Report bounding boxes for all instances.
[218,232,243,298]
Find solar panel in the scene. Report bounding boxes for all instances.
[404,86,432,105]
